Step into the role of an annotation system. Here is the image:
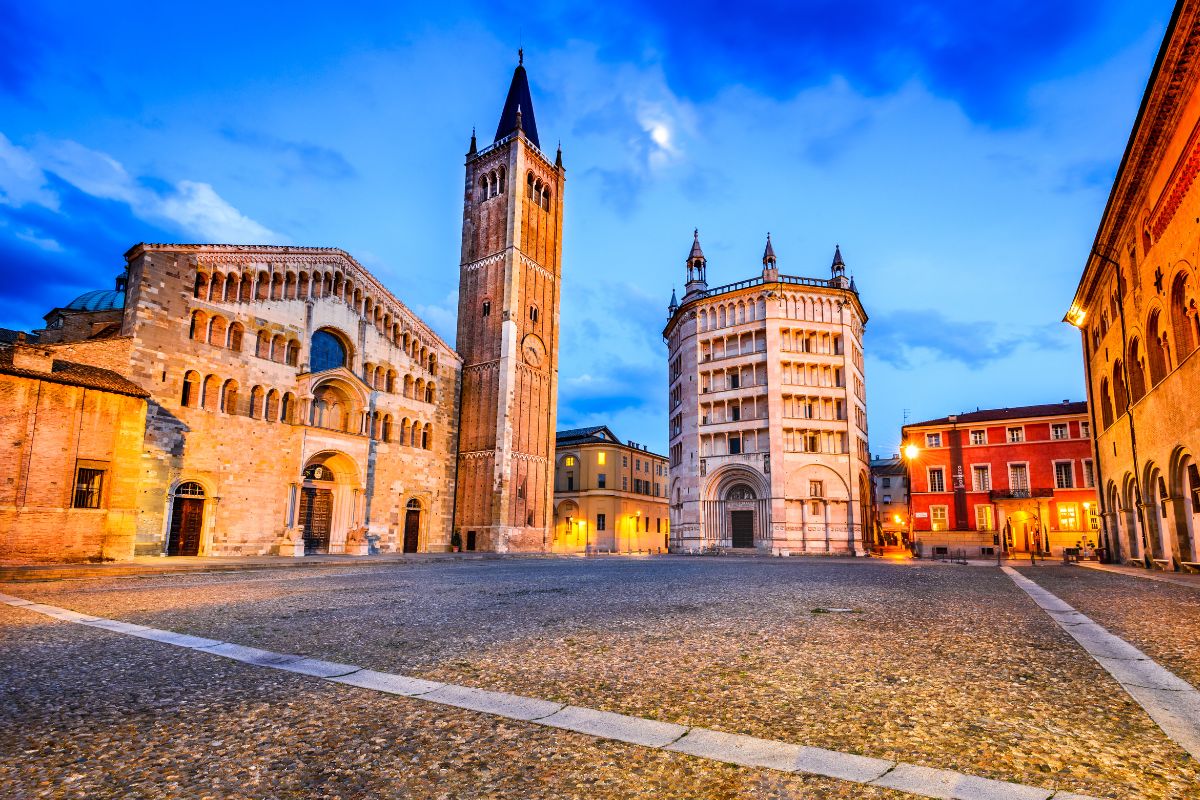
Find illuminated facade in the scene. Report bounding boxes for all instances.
[552,426,669,553]
[1066,0,1200,570]
[664,234,871,555]
[902,403,1098,559]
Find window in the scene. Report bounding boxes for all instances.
[928,467,945,492]
[925,432,942,447]
[729,373,740,389]
[596,513,606,531]
[1083,459,1095,488]
[1007,427,1024,443]
[1051,423,1068,440]
[731,405,740,421]
[1087,504,1100,530]
[729,436,741,455]
[564,456,576,467]
[882,477,892,488]
[598,452,606,466]
[975,505,994,531]
[482,301,491,317]
[1009,464,1029,492]
[598,473,606,489]
[809,480,823,497]
[1080,421,1090,439]
[1058,503,1079,531]
[1054,461,1075,489]
[930,505,948,531]
[310,330,346,372]
[622,455,628,467]
[622,476,628,490]
[883,495,892,503]
[529,305,539,322]
[970,430,986,446]
[972,465,991,492]
[72,465,105,509]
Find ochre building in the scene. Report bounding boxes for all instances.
[1066,0,1200,570]
[0,57,564,562]
[551,426,669,553]
[664,234,871,555]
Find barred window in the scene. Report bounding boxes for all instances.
[72,466,105,509]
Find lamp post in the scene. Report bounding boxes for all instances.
[902,443,920,556]
[635,510,642,553]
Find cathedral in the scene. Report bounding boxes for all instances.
[0,57,563,561]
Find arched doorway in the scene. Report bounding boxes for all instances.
[403,498,422,553]
[167,482,206,556]
[300,462,335,554]
[726,483,757,548]
[1005,510,1039,553]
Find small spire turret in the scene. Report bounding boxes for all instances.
[668,286,679,315]
[468,127,477,156]
[684,228,707,298]
[762,232,778,281]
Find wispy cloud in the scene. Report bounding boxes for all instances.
[869,310,1070,370]
[220,127,357,182]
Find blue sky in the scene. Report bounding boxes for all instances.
[0,1,1175,454]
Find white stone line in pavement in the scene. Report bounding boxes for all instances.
[0,592,1100,800]
[1002,566,1200,763]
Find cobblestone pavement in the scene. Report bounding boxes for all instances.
[3,557,1198,798]
[1018,564,1200,689]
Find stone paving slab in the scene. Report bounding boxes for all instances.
[871,763,1055,800]
[328,668,445,696]
[540,705,689,747]
[420,684,564,721]
[666,728,895,783]
[78,617,154,635]
[119,627,224,649]
[206,642,304,667]
[275,656,361,678]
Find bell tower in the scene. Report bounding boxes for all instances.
[454,53,565,552]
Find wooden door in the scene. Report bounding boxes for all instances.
[731,510,754,548]
[403,510,420,553]
[168,497,204,556]
[300,487,332,555]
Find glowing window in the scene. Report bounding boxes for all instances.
[310,330,346,372]
[597,452,606,466]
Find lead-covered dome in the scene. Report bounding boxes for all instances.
[65,288,125,312]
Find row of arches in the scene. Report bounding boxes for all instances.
[362,362,437,403]
[1104,446,1200,565]
[479,165,507,200]
[189,310,302,366]
[1096,269,1200,429]
[699,299,767,331]
[180,372,298,423]
[192,268,439,374]
[527,171,553,211]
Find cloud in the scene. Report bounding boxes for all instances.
[220,127,357,182]
[0,133,286,244]
[868,310,1070,370]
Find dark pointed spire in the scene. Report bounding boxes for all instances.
[849,275,858,293]
[468,127,477,156]
[832,244,845,269]
[555,140,562,169]
[763,232,776,266]
[495,55,540,149]
[689,228,705,261]
[668,286,679,313]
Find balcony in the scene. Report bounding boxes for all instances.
[989,488,1054,501]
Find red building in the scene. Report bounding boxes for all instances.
[902,402,1099,558]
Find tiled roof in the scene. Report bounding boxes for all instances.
[556,425,617,443]
[0,348,148,398]
[907,401,1088,429]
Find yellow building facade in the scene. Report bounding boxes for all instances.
[552,426,670,553]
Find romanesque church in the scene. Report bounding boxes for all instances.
[0,58,563,561]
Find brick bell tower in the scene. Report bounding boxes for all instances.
[454,52,564,552]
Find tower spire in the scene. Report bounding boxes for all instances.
[684,229,707,296]
[762,232,778,281]
[495,55,540,148]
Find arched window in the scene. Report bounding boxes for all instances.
[310,329,347,372]
[194,273,208,299]
[265,389,280,422]
[382,414,392,442]
[1170,272,1196,360]
[281,392,295,423]
[286,340,300,366]
[422,423,431,449]
[220,379,239,414]
[201,375,218,410]
[256,330,270,359]
[227,322,244,351]
[1147,310,1169,384]
[1100,377,1114,429]
[482,300,491,317]
[189,311,207,341]
[249,385,264,419]
[271,334,286,363]
[425,383,435,404]
[181,371,200,407]
[1128,339,1147,403]
[529,305,539,323]
[208,316,227,347]
[404,374,414,398]
[498,165,506,193]
[1113,360,1128,418]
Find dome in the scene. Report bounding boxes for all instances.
[64,288,125,312]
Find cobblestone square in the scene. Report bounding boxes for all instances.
[2,557,1197,798]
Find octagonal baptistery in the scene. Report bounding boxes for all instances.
[663,233,872,555]
[115,244,462,557]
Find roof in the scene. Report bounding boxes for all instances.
[870,456,905,475]
[494,58,540,149]
[906,401,1089,429]
[64,288,125,312]
[556,425,621,445]
[688,229,705,262]
[832,245,845,269]
[0,328,37,345]
[0,347,148,398]
[763,233,776,264]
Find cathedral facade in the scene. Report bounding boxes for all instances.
[0,58,561,561]
[664,234,872,555]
